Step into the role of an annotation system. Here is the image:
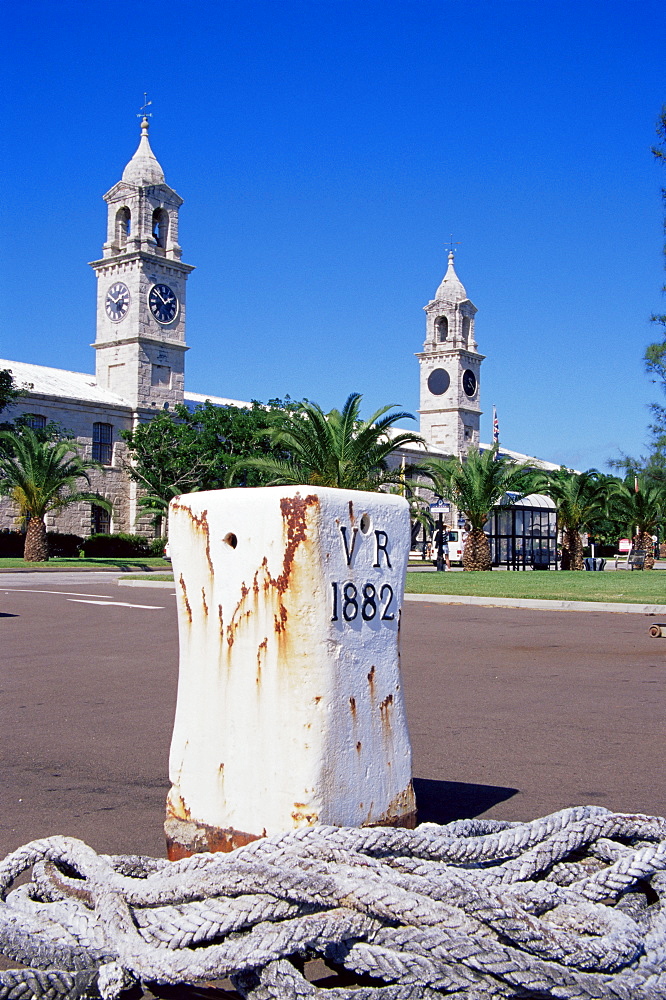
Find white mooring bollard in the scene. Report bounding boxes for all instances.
[165,486,416,859]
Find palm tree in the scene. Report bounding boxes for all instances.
[534,468,607,570]
[232,393,425,491]
[0,428,111,561]
[425,446,536,571]
[607,475,665,569]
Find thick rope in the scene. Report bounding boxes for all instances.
[1,806,666,999]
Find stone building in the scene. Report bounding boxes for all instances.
[0,116,556,540]
[0,117,239,537]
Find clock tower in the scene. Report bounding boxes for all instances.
[90,115,194,411]
[417,252,484,457]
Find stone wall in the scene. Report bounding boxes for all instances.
[0,394,138,537]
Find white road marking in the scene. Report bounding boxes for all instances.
[68,599,163,610]
[2,589,120,598]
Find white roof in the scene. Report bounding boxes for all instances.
[0,358,254,412]
[483,444,564,472]
[184,391,252,408]
[510,493,556,509]
[0,358,131,408]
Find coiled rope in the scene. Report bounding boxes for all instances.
[1,805,666,1000]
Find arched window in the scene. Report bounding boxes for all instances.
[152,209,169,248]
[92,422,113,465]
[436,317,448,342]
[91,504,111,535]
[462,316,470,344]
[116,207,131,247]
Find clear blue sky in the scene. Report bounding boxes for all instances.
[1,0,664,471]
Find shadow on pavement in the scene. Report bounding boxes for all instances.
[414,777,519,824]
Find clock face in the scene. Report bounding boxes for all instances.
[427,368,450,396]
[105,282,130,322]
[149,283,178,324]
[462,369,477,397]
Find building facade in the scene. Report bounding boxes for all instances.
[0,117,229,537]
[1,117,556,541]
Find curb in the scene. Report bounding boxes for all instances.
[118,579,176,589]
[403,593,666,615]
[0,566,170,574]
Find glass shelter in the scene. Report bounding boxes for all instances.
[486,494,558,570]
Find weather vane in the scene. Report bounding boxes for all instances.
[137,93,152,120]
[446,235,460,256]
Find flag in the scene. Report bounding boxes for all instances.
[492,405,499,444]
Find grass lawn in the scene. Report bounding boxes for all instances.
[405,569,666,604]
[0,557,172,572]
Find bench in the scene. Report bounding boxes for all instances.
[629,550,646,571]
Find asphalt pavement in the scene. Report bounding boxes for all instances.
[1,573,664,860]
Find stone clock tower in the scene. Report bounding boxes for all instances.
[417,252,484,457]
[90,116,194,410]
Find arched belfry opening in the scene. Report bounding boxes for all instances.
[152,208,169,248]
[116,207,131,247]
[461,315,470,345]
[436,316,448,342]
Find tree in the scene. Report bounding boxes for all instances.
[0,369,31,415]
[0,370,19,413]
[424,446,536,571]
[534,469,608,570]
[606,474,665,569]
[233,393,425,490]
[0,427,111,561]
[121,400,298,530]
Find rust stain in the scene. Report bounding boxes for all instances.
[179,574,192,624]
[349,696,356,716]
[367,664,376,694]
[227,582,252,648]
[379,693,394,740]
[201,587,208,617]
[257,637,268,684]
[166,787,191,822]
[221,493,317,655]
[276,493,319,594]
[171,502,214,575]
[165,813,263,860]
[226,608,252,649]
[218,604,224,633]
[356,741,362,752]
[348,499,355,524]
[363,783,417,831]
[313,696,322,705]
[291,805,319,827]
[273,603,288,634]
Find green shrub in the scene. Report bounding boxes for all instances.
[47,532,84,558]
[0,529,24,557]
[82,533,153,557]
[149,537,168,557]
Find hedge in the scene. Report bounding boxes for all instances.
[81,533,165,557]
